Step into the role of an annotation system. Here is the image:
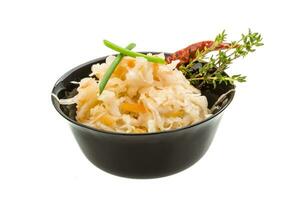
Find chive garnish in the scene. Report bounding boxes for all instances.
[98,43,136,94]
[103,40,166,64]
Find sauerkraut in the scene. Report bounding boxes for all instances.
[61,54,211,133]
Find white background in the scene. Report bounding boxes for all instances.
[0,0,299,199]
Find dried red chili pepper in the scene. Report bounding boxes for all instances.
[166,41,231,65]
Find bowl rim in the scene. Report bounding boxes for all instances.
[51,53,235,136]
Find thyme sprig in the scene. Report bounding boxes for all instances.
[180,29,263,88]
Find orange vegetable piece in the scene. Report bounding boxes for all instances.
[120,103,147,113]
[164,110,184,118]
[127,59,135,68]
[152,63,160,81]
[113,65,127,80]
[99,114,115,126]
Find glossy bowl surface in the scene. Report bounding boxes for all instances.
[51,53,235,178]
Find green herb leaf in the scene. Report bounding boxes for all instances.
[183,29,263,88]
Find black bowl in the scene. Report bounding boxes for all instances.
[51,52,235,179]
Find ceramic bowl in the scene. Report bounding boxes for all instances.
[51,53,235,178]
